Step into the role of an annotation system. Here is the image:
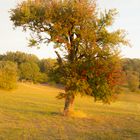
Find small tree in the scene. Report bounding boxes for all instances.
[0,61,18,90]
[10,0,129,115]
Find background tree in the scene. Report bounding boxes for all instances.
[0,61,18,90]
[39,58,64,84]
[122,58,140,90]
[1,51,39,65]
[10,0,129,115]
[19,62,42,83]
[40,58,56,74]
[0,51,47,83]
[126,71,139,92]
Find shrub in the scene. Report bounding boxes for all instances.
[0,61,18,90]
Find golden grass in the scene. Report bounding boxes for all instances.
[66,110,88,118]
[0,83,140,140]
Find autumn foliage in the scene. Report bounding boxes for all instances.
[10,0,129,115]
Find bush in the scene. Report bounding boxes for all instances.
[0,61,18,90]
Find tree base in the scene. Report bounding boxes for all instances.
[63,110,87,118]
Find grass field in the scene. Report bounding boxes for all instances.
[0,83,140,140]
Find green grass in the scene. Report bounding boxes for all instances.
[0,83,140,140]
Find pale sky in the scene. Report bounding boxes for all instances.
[0,0,140,59]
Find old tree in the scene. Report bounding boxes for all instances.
[11,0,129,115]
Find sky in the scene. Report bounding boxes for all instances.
[0,0,140,59]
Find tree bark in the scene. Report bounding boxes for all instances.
[63,95,75,116]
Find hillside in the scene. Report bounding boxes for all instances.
[0,83,140,140]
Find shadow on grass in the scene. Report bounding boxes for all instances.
[0,104,62,117]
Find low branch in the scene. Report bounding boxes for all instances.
[55,51,63,65]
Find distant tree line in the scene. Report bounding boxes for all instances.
[0,51,62,89]
[0,51,140,92]
[122,58,140,92]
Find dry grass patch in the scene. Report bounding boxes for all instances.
[0,83,140,140]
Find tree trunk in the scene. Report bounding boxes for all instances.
[139,73,140,89]
[63,95,75,116]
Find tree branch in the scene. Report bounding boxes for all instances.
[55,51,63,65]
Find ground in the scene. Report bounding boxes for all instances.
[0,83,140,140]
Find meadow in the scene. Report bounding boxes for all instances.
[0,83,140,140]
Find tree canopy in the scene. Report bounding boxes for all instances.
[1,51,39,65]
[19,62,40,83]
[10,0,129,115]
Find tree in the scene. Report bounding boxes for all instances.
[40,58,56,73]
[39,58,63,84]
[122,58,140,89]
[10,0,129,115]
[0,61,18,90]
[126,71,139,92]
[19,62,41,83]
